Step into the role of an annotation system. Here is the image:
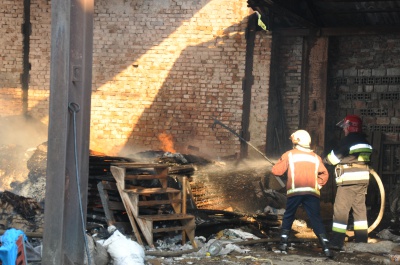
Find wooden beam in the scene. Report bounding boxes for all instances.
[257,0,318,28]
[300,36,329,153]
[272,25,400,36]
[42,0,94,264]
[313,0,395,2]
[320,26,400,35]
[321,8,400,15]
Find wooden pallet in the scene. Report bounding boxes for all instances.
[110,163,197,248]
[97,181,134,235]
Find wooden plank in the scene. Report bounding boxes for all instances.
[110,166,127,190]
[135,218,154,247]
[107,201,125,211]
[168,165,195,174]
[181,217,197,248]
[168,191,182,213]
[138,214,195,221]
[111,167,144,245]
[100,181,118,190]
[181,176,187,244]
[124,187,181,195]
[116,183,143,245]
[273,26,400,36]
[153,226,186,233]
[138,199,182,207]
[111,163,169,169]
[155,167,169,188]
[125,174,168,180]
[97,181,116,225]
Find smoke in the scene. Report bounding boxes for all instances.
[0,115,48,149]
[0,115,48,191]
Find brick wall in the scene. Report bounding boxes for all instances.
[248,33,271,158]
[28,0,51,124]
[272,36,303,136]
[0,0,272,159]
[328,35,400,143]
[0,1,24,115]
[89,0,268,157]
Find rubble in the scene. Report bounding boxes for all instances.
[0,142,399,264]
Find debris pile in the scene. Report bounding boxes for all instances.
[0,142,399,264]
[0,191,43,234]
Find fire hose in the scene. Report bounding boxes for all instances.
[212,119,385,232]
[212,118,275,165]
[368,168,385,233]
[212,119,286,188]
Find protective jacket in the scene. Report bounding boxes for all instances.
[272,146,329,197]
[325,132,372,185]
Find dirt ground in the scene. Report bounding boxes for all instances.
[146,245,392,265]
[142,159,399,265]
[2,147,398,265]
[145,226,399,265]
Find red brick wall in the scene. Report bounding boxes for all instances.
[0,0,272,159]
[28,0,51,124]
[89,0,270,157]
[0,1,24,115]
[248,33,272,158]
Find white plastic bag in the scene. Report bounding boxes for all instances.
[102,227,145,265]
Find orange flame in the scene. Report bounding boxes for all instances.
[158,132,176,153]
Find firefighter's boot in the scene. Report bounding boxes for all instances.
[278,229,290,252]
[318,234,334,258]
[329,231,345,251]
[355,229,368,243]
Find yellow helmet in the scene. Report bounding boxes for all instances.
[290,130,311,148]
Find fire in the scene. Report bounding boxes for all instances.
[158,132,176,153]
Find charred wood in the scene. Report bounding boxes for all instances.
[0,191,42,222]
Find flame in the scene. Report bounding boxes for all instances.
[158,132,176,153]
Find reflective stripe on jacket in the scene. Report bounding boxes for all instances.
[327,142,372,165]
[335,164,370,185]
[287,152,320,196]
[271,147,329,197]
[325,133,372,166]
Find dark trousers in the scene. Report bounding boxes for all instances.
[282,194,327,235]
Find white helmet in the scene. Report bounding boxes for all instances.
[290,130,311,148]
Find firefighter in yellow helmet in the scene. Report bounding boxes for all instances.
[324,115,373,250]
[272,130,332,258]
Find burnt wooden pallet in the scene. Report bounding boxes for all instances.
[97,181,132,234]
[111,164,197,248]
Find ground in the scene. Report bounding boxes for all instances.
[145,240,396,265]
[144,158,399,265]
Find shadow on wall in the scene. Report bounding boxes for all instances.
[115,23,247,158]
[4,0,250,160]
[88,0,249,157]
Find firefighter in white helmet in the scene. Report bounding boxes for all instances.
[324,115,373,250]
[272,130,333,258]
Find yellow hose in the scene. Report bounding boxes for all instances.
[368,169,385,233]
